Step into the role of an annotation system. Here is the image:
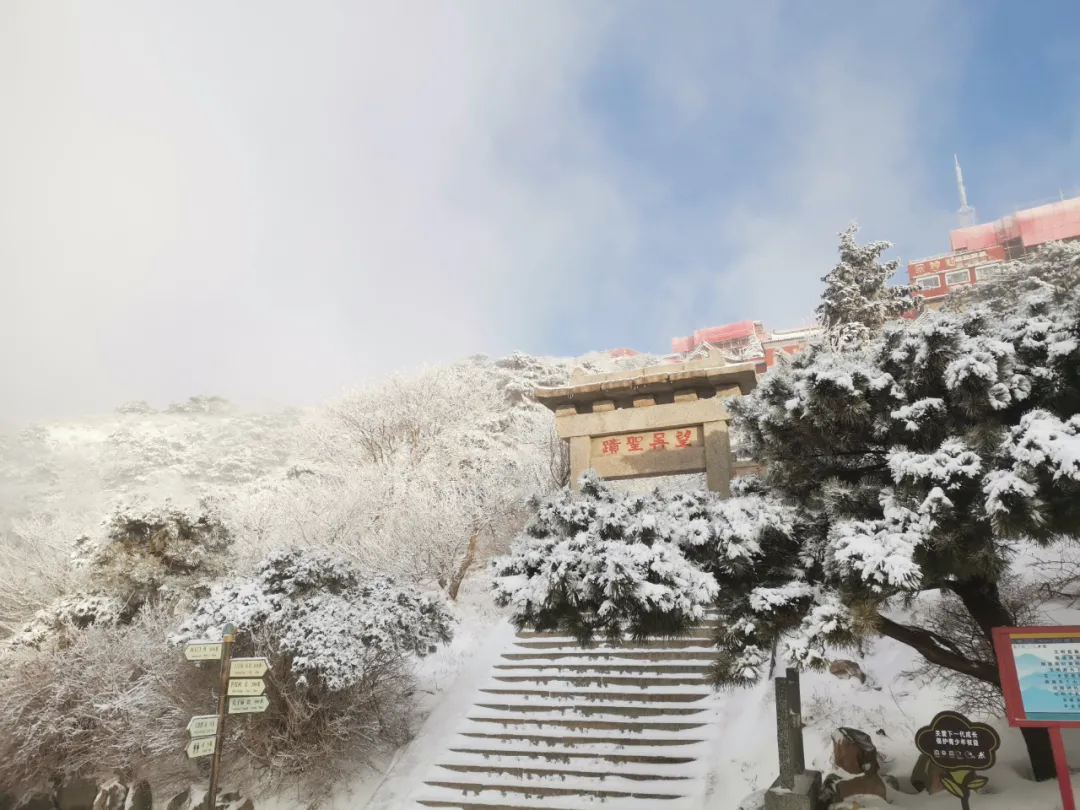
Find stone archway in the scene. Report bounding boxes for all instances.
[534,353,761,498]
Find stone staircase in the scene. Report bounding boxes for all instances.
[408,619,723,810]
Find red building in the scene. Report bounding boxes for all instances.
[670,320,820,373]
[909,195,1080,305]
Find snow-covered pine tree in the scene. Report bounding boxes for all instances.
[493,240,1080,782]
[816,223,918,348]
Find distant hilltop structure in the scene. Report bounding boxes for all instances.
[596,318,822,378]
[909,168,1080,308]
[601,172,1080,368]
[668,320,823,374]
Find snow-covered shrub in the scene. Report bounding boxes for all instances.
[6,501,231,651]
[0,605,213,798]
[11,594,127,650]
[495,472,750,644]
[0,513,80,640]
[172,549,453,691]
[169,549,452,796]
[115,400,156,415]
[77,500,232,597]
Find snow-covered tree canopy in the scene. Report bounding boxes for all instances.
[172,549,454,692]
[494,241,1080,697]
[816,223,918,348]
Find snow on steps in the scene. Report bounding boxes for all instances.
[407,620,723,810]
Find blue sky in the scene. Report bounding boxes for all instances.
[2,2,1079,419]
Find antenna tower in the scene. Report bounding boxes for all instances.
[954,154,977,228]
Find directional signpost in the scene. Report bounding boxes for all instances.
[185,642,223,661]
[229,696,270,714]
[186,736,216,759]
[187,715,219,738]
[183,626,272,810]
[227,678,266,696]
[230,657,269,678]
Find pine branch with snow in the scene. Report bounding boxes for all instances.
[815,223,918,348]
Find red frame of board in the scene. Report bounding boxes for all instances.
[992,625,1080,728]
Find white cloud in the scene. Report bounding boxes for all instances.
[0,1,631,420]
[1,2,1026,422]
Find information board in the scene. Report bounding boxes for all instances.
[993,626,1080,728]
[1009,631,1080,721]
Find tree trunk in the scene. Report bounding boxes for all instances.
[447,533,480,601]
[949,576,1058,782]
[1021,726,1058,782]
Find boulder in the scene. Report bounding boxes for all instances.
[91,782,126,810]
[829,660,866,684]
[832,728,879,775]
[910,753,946,794]
[165,792,189,810]
[56,781,97,810]
[831,772,888,804]
[126,783,151,810]
[16,795,56,810]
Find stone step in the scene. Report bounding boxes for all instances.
[490,673,709,687]
[514,629,716,640]
[466,716,707,733]
[474,703,706,717]
[446,747,696,766]
[493,662,714,675]
[512,638,714,650]
[421,780,685,801]
[478,687,709,703]
[415,796,668,810]
[501,651,717,662]
[434,763,692,782]
[458,731,704,747]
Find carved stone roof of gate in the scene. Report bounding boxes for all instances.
[533,359,758,411]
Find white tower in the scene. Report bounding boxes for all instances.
[955,154,977,228]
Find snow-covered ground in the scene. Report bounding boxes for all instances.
[312,581,1080,810]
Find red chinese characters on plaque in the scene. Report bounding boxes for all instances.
[595,427,702,456]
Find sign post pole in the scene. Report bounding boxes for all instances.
[1050,727,1076,810]
[205,622,236,810]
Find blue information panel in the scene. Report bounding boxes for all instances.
[1012,634,1080,722]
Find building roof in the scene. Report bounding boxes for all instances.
[534,360,759,410]
[951,195,1080,252]
[692,320,760,344]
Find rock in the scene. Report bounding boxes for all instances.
[56,781,97,810]
[829,660,867,684]
[91,782,126,810]
[16,795,56,810]
[910,753,946,794]
[832,772,888,804]
[126,783,151,810]
[165,792,189,810]
[832,728,879,775]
